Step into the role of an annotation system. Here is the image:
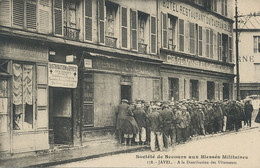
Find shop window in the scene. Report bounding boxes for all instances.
[253,36,260,53]
[0,79,8,132]
[190,80,199,100]
[168,15,177,51]
[13,63,34,130]
[179,19,184,52]
[105,2,119,48]
[63,0,80,40]
[207,81,215,100]
[153,79,160,101]
[138,12,149,54]
[223,83,229,100]
[169,78,179,101]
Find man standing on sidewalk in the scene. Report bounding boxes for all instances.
[147,106,164,152]
[244,100,253,127]
[133,102,147,145]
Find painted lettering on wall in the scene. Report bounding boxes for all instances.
[92,58,160,76]
[167,55,233,74]
[238,56,254,62]
[162,0,232,32]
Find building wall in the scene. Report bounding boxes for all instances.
[234,31,260,83]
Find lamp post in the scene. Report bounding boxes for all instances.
[235,0,240,101]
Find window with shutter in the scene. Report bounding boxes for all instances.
[189,22,195,54]
[85,0,92,41]
[0,0,11,27]
[38,0,50,34]
[54,0,63,36]
[26,0,37,30]
[121,7,127,48]
[179,19,184,52]
[99,0,105,44]
[151,16,156,54]
[206,29,210,57]
[210,29,213,58]
[162,13,167,49]
[228,36,232,62]
[131,10,137,50]
[198,26,203,56]
[13,0,25,27]
[168,15,177,51]
[218,32,222,61]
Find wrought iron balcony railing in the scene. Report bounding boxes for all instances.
[105,36,117,48]
[64,26,80,41]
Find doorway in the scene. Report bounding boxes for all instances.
[49,87,73,145]
[121,85,131,102]
[190,80,199,100]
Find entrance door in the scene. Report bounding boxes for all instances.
[190,80,199,100]
[49,87,73,145]
[121,85,131,102]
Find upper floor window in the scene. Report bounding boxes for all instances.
[138,12,149,54]
[13,0,37,30]
[254,36,260,53]
[168,15,177,51]
[105,2,119,48]
[179,19,184,52]
[221,0,227,16]
[63,0,80,40]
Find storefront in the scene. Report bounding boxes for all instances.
[0,37,49,154]
[80,52,162,143]
[161,51,235,101]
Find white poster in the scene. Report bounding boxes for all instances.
[48,62,78,88]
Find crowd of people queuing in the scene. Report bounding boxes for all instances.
[116,98,254,152]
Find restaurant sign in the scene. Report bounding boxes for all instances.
[166,55,233,74]
[48,62,78,88]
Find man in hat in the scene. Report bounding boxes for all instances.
[176,105,190,143]
[244,100,253,127]
[160,104,175,149]
[198,105,206,135]
[147,105,164,151]
[116,99,139,145]
[133,102,147,145]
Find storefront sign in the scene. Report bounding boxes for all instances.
[48,62,78,88]
[91,57,160,76]
[161,0,232,33]
[166,55,233,74]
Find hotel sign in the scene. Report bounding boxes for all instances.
[48,62,78,88]
[166,55,233,74]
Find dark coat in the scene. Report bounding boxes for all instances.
[147,111,163,132]
[133,107,147,128]
[244,103,253,118]
[116,103,139,134]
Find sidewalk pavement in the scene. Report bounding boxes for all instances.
[0,124,259,168]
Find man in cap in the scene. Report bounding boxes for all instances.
[160,104,175,149]
[147,105,164,151]
[133,102,147,145]
[176,105,190,143]
[198,105,206,135]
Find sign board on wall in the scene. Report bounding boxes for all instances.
[48,62,78,88]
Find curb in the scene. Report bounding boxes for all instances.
[26,146,150,168]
